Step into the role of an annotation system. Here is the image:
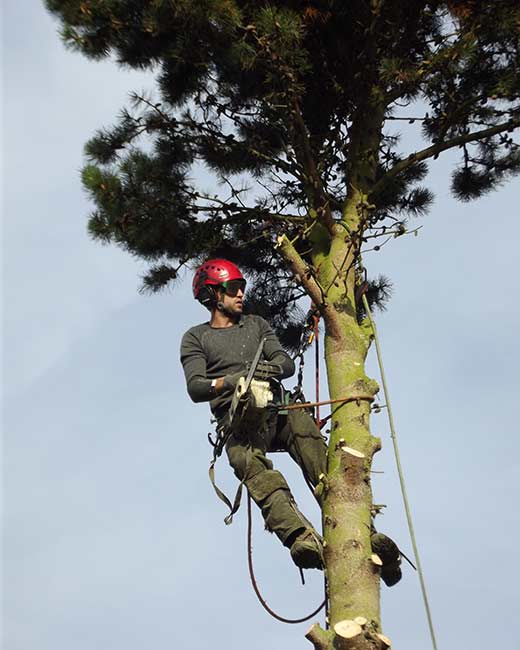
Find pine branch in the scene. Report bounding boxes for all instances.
[276,234,323,305]
[372,117,520,198]
[194,201,305,224]
[290,99,336,234]
[384,31,469,104]
[275,234,343,340]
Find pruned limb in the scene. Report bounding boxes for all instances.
[334,620,363,639]
[332,620,365,650]
[331,619,390,650]
[338,445,366,482]
[340,446,365,458]
[305,623,331,650]
[376,633,392,648]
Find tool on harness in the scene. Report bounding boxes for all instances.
[292,308,318,396]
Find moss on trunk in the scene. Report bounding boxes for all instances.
[305,240,388,650]
[322,313,382,625]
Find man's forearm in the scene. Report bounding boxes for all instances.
[186,375,238,402]
[268,351,295,379]
[186,377,214,402]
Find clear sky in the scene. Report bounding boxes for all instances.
[3,3,520,649]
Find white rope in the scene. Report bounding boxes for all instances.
[362,294,439,650]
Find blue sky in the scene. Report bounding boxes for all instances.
[3,3,520,649]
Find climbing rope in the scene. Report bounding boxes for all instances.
[246,494,327,624]
[362,293,439,650]
[313,313,320,425]
[280,394,374,412]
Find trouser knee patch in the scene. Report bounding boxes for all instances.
[247,469,290,503]
[226,444,273,480]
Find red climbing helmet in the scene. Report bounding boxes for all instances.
[192,258,245,306]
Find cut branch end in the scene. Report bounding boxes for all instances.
[376,633,392,648]
[333,620,363,639]
[305,623,329,650]
[341,446,366,458]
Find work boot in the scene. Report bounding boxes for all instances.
[290,529,323,570]
[371,533,402,587]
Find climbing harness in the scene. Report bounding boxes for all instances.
[208,449,247,525]
[208,337,281,525]
[362,292,439,650]
[290,308,315,404]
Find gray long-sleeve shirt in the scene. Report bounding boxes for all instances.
[180,314,295,418]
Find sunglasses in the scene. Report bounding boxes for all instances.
[221,279,246,297]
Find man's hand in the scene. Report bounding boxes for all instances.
[222,370,246,393]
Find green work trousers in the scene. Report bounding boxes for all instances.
[225,408,327,546]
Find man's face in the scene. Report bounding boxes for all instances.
[217,279,246,315]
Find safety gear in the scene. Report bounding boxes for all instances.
[192,259,245,307]
[224,338,266,433]
[222,279,246,297]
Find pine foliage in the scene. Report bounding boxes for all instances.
[46,0,520,342]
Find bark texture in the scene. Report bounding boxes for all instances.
[303,216,387,650]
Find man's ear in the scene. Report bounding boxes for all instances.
[215,287,226,312]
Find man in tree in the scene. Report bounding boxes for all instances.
[180,258,401,584]
[180,258,325,570]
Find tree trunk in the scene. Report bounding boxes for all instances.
[305,234,388,650]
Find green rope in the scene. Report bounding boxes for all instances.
[362,294,439,650]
